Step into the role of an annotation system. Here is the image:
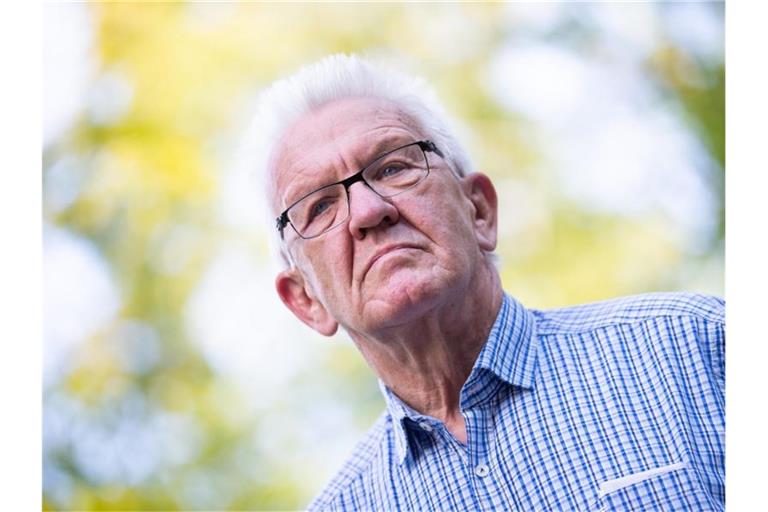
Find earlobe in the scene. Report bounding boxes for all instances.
[463,173,498,252]
[275,268,339,336]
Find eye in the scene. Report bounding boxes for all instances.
[377,163,407,179]
[309,198,334,219]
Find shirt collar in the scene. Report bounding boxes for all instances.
[470,293,538,390]
[378,380,417,465]
[379,293,538,465]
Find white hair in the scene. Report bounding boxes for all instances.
[242,53,476,269]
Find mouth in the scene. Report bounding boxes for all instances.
[364,244,420,276]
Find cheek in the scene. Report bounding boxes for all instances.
[300,236,352,296]
[404,187,474,242]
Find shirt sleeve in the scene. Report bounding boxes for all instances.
[694,295,725,396]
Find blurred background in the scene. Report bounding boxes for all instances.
[42,2,723,510]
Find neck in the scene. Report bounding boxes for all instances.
[349,258,503,434]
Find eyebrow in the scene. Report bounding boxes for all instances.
[361,135,415,166]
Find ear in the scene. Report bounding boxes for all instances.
[275,268,339,336]
[461,173,498,252]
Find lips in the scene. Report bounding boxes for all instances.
[364,244,419,276]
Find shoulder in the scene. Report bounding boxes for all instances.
[531,292,724,336]
[307,411,393,512]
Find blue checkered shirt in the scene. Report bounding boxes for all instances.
[308,292,725,511]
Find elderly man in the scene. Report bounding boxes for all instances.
[251,54,725,511]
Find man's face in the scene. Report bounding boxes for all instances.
[272,97,495,336]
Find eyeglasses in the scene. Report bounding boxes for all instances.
[276,140,444,240]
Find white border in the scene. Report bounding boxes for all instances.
[0,1,42,511]
[726,1,768,510]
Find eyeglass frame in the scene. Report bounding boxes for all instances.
[275,139,444,240]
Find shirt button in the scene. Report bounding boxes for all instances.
[418,422,433,432]
[475,464,490,477]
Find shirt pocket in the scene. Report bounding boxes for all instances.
[594,462,721,512]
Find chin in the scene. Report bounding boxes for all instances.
[361,270,456,330]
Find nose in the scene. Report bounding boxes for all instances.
[346,182,400,240]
